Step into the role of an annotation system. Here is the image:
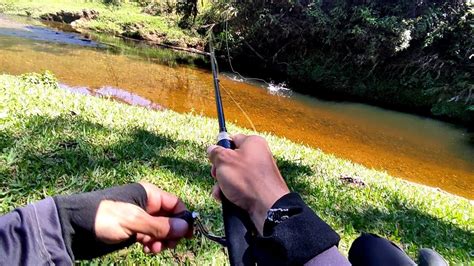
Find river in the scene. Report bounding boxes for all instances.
[1,15,473,199]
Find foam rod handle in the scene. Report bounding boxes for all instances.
[217,138,255,266]
[222,197,255,265]
[217,138,234,149]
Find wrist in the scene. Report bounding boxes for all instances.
[54,183,147,260]
[250,189,290,234]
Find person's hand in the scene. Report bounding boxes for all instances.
[94,182,192,254]
[207,134,290,234]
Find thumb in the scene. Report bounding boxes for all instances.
[128,214,189,240]
[207,144,223,164]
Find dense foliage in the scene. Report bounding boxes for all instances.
[103,0,199,27]
[204,0,473,124]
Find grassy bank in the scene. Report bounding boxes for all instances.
[0,72,473,264]
[0,0,203,48]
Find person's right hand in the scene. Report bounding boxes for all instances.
[207,134,290,234]
[95,182,192,254]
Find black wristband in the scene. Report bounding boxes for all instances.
[253,193,340,265]
[53,183,147,261]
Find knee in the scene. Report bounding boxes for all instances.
[348,233,414,266]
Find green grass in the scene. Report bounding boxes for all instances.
[1,72,473,264]
[0,0,202,47]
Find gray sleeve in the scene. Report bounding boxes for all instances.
[0,197,72,265]
[304,246,351,266]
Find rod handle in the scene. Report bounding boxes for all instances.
[217,138,255,266]
[217,138,235,149]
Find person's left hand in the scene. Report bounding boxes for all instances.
[94,182,193,254]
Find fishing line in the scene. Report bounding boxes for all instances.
[224,20,271,86]
[220,83,257,131]
[209,33,257,131]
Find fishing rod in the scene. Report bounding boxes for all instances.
[209,38,256,266]
[174,34,256,265]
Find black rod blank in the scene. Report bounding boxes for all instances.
[209,39,255,266]
[209,41,227,133]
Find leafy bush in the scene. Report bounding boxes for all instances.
[212,0,473,124]
[176,0,198,28]
[102,0,122,7]
[141,0,176,15]
[20,71,58,89]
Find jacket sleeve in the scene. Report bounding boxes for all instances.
[0,197,72,265]
[304,246,350,266]
[253,193,350,265]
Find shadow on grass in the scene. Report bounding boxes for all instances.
[335,199,473,260]
[1,114,472,260]
[0,114,206,191]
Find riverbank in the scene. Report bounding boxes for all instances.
[1,1,472,127]
[1,72,472,263]
[0,0,204,49]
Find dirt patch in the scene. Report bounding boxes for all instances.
[340,175,366,187]
[40,9,99,24]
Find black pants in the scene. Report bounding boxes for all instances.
[348,233,416,266]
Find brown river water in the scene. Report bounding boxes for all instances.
[1,16,473,199]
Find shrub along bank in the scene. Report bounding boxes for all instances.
[208,1,473,125]
[0,72,473,263]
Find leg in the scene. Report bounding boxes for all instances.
[348,233,416,266]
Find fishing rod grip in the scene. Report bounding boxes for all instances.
[217,138,234,149]
[217,138,255,266]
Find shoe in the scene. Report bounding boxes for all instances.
[418,248,448,266]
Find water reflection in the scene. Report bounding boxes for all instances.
[0,14,100,47]
[61,84,164,110]
[97,86,164,110]
[60,84,93,95]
